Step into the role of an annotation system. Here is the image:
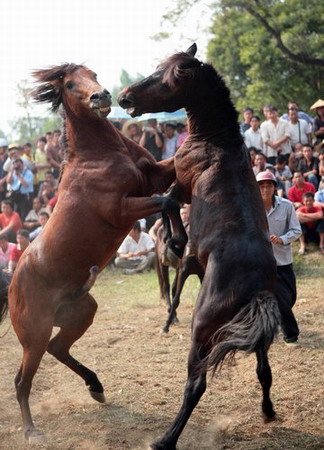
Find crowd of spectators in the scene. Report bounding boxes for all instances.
[0,130,62,274]
[243,99,324,255]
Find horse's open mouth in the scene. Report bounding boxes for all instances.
[126,107,142,118]
[92,105,111,118]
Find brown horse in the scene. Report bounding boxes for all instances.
[119,44,280,449]
[0,63,187,443]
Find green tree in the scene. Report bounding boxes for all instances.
[162,0,324,116]
[9,80,60,143]
[110,69,145,105]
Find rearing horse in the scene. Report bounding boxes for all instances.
[1,63,186,443]
[119,44,280,449]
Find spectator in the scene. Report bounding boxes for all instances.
[21,142,36,173]
[314,187,324,207]
[240,107,254,135]
[0,234,15,269]
[163,123,177,159]
[23,197,47,231]
[297,144,319,189]
[288,171,316,209]
[37,170,58,197]
[248,146,257,167]
[0,200,23,242]
[253,152,274,176]
[296,192,324,255]
[46,129,63,178]
[176,122,188,148]
[244,115,263,151]
[257,171,301,345]
[139,119,164,161]
[121,121,142,144]
[3,143,21,173]
[261,105,291,165]
[7,229,30,274]
[275,154,293,197]
[288,142,303,174]
[115,221,155,274]
[0,138,8,201]
[33,137,51,192]
[310,99,324,152]
[281,101,313,126]
[29,211,49,241]
[6,158,34,220]
[287,107,312,148]
[39,180,56,206]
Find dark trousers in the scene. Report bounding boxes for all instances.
[276,264,299,342]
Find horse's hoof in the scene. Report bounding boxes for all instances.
[90,390,106,404]
[26,428,46,444]
[172,316,179,324]
[263,413,276,424]
[160,326,169,334]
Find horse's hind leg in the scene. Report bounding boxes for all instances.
[47,293,105,403]
[14,319,53,442]
[256,348,276,422]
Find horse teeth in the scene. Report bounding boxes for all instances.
[100,107,110,112]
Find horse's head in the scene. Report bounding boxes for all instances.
[118,44,201,117]
[32,64,112,119]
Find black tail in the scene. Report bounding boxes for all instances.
[207,291,280,376]
[0,271,11,324]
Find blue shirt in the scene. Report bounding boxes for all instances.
[8,168,34,194]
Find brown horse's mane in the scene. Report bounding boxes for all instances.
[31,63,83,112]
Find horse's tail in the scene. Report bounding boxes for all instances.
[207,291,280,377]
[0,271,11,324]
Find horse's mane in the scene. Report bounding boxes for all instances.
[160,52,240,147]
[31,63,83,112]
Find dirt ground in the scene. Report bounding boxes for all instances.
[0,254,323,450]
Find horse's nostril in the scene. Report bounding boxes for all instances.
[90,93,100,102]
[119,96,133,108]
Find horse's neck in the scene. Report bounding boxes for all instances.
[64,113,123,157]
[186,100,242,149]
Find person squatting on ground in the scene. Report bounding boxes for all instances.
[257,171,302,345]
[296,192,324,255]
[115,221,155,274]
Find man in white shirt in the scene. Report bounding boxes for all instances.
[261,105,291,165]
[244,115,264,151]
[287,107,312,148]
[115,221,155,274]
[162,123,178,160]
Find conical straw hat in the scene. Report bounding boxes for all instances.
[310,99,324,110]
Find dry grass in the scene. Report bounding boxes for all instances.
[0,244,323,449]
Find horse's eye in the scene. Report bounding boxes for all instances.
[65,81,74,89]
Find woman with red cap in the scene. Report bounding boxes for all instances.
[257,170,302,345]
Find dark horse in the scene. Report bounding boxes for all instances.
[119,44,280,449]
[0,64,186,443]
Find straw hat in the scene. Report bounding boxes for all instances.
[310,99,324,110]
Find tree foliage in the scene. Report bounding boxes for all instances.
[9,80,60,144]
[163,0,324,116]
[110,69,145,106]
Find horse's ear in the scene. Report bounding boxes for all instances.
[185,43,197,57]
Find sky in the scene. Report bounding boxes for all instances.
[0,0,211,138]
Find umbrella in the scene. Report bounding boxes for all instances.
[108,106,133,120]
[139,109,187,122]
